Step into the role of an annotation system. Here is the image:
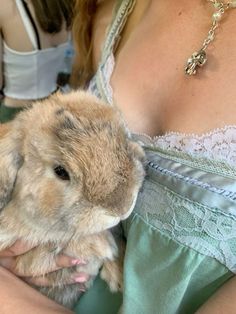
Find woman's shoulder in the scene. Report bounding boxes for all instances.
[92,0,117,68]
[0,0,16,29]
[92,0,135,67]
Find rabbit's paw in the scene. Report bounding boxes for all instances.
[100,259,123,292]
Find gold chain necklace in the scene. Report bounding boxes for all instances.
[184,0,236,75]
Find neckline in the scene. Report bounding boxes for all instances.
[99,54,236,141]
[133,125,236,141]
[93,1,236,142]
[3,41,69,55]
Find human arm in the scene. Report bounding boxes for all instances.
[0,240,90,313]
[195,276,236,314]
[0,266,73,314]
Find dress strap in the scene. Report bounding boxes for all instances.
[15,0,41,50]
[88,0,136,105]
[101,0,136,62]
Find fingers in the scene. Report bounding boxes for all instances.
[0,257,34,277]
[55,254,86,270]
[0,253,87,278]
[0,240,35,257]
[0,240,37,276]
[0,256,17,273]
[40,254,87,275]
[24,272,90,287]
[0,241,90,286]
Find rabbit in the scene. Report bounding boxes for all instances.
[0,90,145,308]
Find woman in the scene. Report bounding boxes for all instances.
[72,1,236,313]
[0,0,74,122]
[1,0,236,313]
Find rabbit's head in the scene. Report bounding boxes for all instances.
[0,91,145,241]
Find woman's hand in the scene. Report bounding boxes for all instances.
[0,239,89,286]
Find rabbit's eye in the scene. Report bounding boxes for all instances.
[54,166,70,180]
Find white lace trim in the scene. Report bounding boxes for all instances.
[102,54,115,105]
[133,125,236,167]
[87,54,114,104]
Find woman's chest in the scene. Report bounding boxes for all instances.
[109,2,236,137]
[111,60,236,137]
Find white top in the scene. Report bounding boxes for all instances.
[3,0,70,100]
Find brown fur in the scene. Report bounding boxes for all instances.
[0,91,145,308]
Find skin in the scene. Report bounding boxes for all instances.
[0,240,89,286]
[93,0,236,137]
[0,266,73,314]
[0,0,69,107]
[1,0,236,312]
[194,277,236,314]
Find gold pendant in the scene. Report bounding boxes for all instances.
[185,50,207,75]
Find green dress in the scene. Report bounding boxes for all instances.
[74,1,236,313]
[0,102,23,123]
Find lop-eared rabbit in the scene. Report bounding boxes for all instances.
[0,91,145,308]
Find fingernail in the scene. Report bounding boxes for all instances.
[71,259,87,265]
[74,275,88,283]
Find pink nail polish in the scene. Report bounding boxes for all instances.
[71,259,86,265]
[74,275,87,283]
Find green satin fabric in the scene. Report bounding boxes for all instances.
[0,102,23,123]
[74,146,236,314]
[74,225,232,314]
[121,215,232,314]
[73,278,122,314]
[145,148,236,215]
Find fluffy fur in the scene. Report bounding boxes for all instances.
[0,91,145,308]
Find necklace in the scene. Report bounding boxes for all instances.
[185,0,236,75]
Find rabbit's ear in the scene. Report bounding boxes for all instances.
[0,123,23,210]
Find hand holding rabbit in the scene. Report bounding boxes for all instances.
[0,240,88,286]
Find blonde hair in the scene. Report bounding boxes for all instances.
[70,0,98,88]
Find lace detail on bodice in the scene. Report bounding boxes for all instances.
[133,126,236,167]
[88,54,115,104]
[138,180,236,273]
[132,151,236,273]
[101,54,114,104]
